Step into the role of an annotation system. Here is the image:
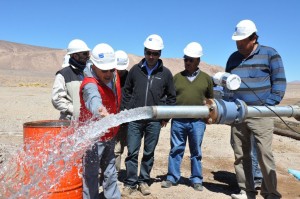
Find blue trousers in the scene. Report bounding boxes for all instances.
[82,141,120,199]
[124,120,161,187]
[166,119,206,185]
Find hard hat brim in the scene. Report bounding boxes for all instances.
[232,32,252,41]
[116,63,129,70]
[144,42,164,50]
[67,48,91,55]
[90,57,116,70]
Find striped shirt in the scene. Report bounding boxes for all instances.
[225,44,286,105]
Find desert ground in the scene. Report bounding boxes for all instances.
[0,72,300,199]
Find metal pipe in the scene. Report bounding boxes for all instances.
[247,105,300,118]
[150,99,300,124]
[151,106,210,119]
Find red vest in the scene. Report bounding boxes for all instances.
[79,74,121,141]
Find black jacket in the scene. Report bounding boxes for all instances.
[122,58,176,111]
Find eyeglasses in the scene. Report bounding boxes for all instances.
[184,58,195,63]
[101,69,115,73]
[78,51,89,56]
[145,51,160,56]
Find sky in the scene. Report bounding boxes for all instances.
[1,0,299,81]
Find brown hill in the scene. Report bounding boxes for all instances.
[0,40,65,72]
[0,40,224,76]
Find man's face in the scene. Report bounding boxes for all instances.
[184,55,200,74]
[144,49,161,68]
[74,51,90,64]
[92,65,115,84]
[236,37,256,57]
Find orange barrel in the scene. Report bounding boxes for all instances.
[23,120,82,199]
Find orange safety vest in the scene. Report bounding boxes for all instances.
[79,73,121,141]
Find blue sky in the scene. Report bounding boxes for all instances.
[1,0,299,81]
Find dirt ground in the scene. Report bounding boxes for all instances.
[0,81,300,199]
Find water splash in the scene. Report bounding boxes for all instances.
[0,107,153,198]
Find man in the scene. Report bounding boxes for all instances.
[161,42,214,191]
[226,19,286,199]
[114,50,129,173]
[79,43,121,199]
[121,34,176,196]
[52,39,90,120]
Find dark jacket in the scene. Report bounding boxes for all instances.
[122,58,176,111]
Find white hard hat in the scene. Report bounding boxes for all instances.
[183,42,203,58]
[232,19,257,41]
[115,50,129,70]
[67,39,90,55]
[61,54,70,68]
[90,43,116,70]
[144,34,164,50]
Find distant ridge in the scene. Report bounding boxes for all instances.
[289,80,300,84]
[0,40,65,72]
[0,40,224,76]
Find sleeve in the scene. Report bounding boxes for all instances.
[82,82,103,117]
[121,69,134,110]
[206,76,214,99]
[51,73,73,114]
[165,71,176,106]
[266,51,287,105]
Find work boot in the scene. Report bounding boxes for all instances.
[161,180,175,188]
[192,183,203,191]
[121,186,136,197]
[138,182,151,195]
[254,178,262,190]
[231,190,255,199]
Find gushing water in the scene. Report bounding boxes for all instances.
[0,107,153,198]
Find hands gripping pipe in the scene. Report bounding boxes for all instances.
[150,99,300,124]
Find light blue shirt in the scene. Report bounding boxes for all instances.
[143,61,159,76]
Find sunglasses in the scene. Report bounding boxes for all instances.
[145,51,160,56]
[77,51,89,56]
[101,69,115,73]
[184,58,195,63]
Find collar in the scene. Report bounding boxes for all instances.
[184,68,200,77]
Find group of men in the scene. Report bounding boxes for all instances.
[51,19,286,199]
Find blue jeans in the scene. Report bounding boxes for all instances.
[83,141,120,199]
[251,135,263,180]
[124,120,161,187]
[166,119,206,185]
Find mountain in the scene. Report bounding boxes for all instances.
[0,40,224,75]
[0,40,65,72]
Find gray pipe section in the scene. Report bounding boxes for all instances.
[246,105,300,118]
[150,103,300,123]
[151,106,210,119]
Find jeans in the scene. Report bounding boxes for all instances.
[82,141,120,199]
[166,119,206,184]
[114,124,128,172]
[124,120,161,187]
[251,134,263,180]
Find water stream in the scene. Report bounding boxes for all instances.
[0,107,153,198]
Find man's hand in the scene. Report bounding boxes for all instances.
[98,106,109,117]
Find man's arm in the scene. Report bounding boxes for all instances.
[266,52,287,105]
[121,70,134,110]
[51,74,73,115]
[165,71,176,106]
[82,83,105,117]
